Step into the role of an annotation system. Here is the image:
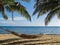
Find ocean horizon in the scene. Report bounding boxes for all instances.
[0,26,60,34]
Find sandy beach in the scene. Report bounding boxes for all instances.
[0,34,60,45]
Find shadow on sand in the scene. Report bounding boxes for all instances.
[20,34,42,39]
[24,41,60,45]
[0,38,52,45]
[0,38,22,43]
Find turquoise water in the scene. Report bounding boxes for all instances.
[0,26,60,34]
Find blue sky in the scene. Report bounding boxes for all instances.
[0,0,60,26]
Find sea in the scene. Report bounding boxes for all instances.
[0,26,60,34]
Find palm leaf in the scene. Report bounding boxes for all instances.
[17,4,31,21]
[57,10,60,19]
[6,2,31,21]
[2,13,8,20]
[1,5,8,20]
[33,0,60,25]
[45,6,60,25]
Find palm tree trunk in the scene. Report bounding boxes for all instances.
[12,11,14,21]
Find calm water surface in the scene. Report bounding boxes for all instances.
[0,26,60,34]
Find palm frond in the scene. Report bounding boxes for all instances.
[17,4,31,21]
[45,6,60,25]
[1,5,8,20]
[2,13,8,20]
[57,10,60,19]
[2,11,8,20]
[6,2,31,21]
[33,0,60,25]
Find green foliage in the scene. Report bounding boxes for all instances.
[33,0,60,25]
[58,10,60,19]
[0,0,31,21]
[2,13,8,20]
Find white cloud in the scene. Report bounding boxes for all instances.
[0,17,26,20]
[1,21,15,25]
[48,21,60,26]
[1,15,60,26]
[8,17,26,20]
[0,16,27,26]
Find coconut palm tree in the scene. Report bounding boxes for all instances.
[7,0,31,21]
[33,0,60,25]
[0,0,31,38]
[5,0,31,21]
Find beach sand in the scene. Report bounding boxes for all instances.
[0,34,60,45]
